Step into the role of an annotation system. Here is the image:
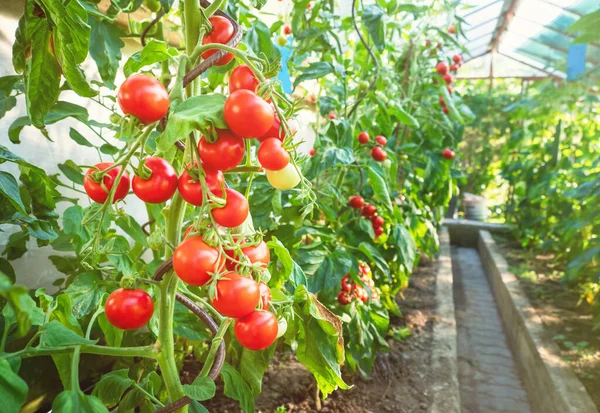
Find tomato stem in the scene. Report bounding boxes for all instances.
[199,318,232,377]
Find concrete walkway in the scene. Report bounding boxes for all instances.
[452,247,532,413]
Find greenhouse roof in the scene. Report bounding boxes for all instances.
[457,0,599,79]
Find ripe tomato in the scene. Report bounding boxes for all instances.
[309,148,316,156]
[453,54,462,63]
[84,162,130,204]
[105,289,154,330]
[371,215,384,228]
[211,188,249,228]
[226,240,270,270]
[442,148,455,159]
[132,157,177,204]
[283,25,292,35]
[435,62,448,75]
[266,163,301,190]
[202,16,235,66]
[259,282,271,310]
[235,310,278,350]
[258,114,298,142]
[358,131,369,144]
[173,236,224,286]
[328,112,336,120]
[212,272,260,318]
[340,276,352,292]
[198,129,245,171]
[118,75,169,124]
[337,291,351,305]
[306,2,312,8]
[439,96,445,106]
[443,106,449,115]
[371,146,387,161]
[448,26,456,34]
[229,64,259,94]
[375,135,387,146]
[258,138,290,171]
[450,63,458,72]
[443,73,453,85]
[178,164,224,206]
[447,85,454,94]
[349,195,364,209]
[361,204,377,217]
[374,227,384,237]
[224,90,274,138]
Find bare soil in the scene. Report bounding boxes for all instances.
[203,259,439,413]
[493,234,600,409]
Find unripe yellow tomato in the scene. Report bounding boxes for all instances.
[266,163,300,190]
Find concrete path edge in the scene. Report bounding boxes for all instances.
[478,230,598,413]
[429,227,461,413]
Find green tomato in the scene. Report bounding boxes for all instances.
[276,35,288,47]
[145,0,161,12]
[358,80,369,91]
[277,318,288,338]
[382,159,392,169]
[109,113,122,124]
[399,154,409,161]
[266,163,301,190]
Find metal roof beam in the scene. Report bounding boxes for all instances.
[465,16,498,32]
[490,0,522,53]
[456,75,549,80]
[462,0,504,19]
[535,0,584,17]
[512,14,600,49]
[498,51,563,78]
[463,50,491,64]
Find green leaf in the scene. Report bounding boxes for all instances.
[182,376,216,401]
[40,320,97,347]
[367,167,392,211]
[58,160,84,185]
[0,171,27,214]
[115,216,148,246]
[52,390,109,413]
[244,21,281,61]
[159,0,175,11]
[24,23,61,128]
[160,94,227,152]
[188,402,210,413]
[568,10,600,43]
[0,359,28,413]
[92,370,134,408]
[100,143,119,155]
[294,62,335,88]
[0,258,16,283]
[220,364,255,413]
[69,128,93,147]
[8,117,31,144]
[43,0,96,98]
[358,242,390,274]
[391,224,417,273]
[361,5,386,51]
[123,39,178,77]
[0,92,16,119]
[98,313,123,347]
[388,101,419,128]
[89,17,125,88]
[64,272,106,318]
[12,15,27,74]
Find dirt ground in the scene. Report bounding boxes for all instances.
[494,234,600,409]
[203,259,439,413]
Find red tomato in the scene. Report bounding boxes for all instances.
[212,272,260,318]
[118,75,169,124]
[309,148,316,156]
[283,25,292,35]
[358,131,369,144]
[453,54,462,63]
[202,16,235,66]
[235,310,278,350]
[340,276,352,293]
[447,85,454,94]
[105,288,154,330]
[132,157,177,204]
[371,215,384,228]
[337,291,351,305]
[258,138,290,171]
[84,162,130,204]
[374,227,384,237]
[443,106,449,115]
[361,204,377,217]
[173,236,224,286]
[328,112,336,120]
[448,26,456,34]
[450,63,458,72]
[371,146,387,162]
[443,73,453,85]
[229,64,259,94]
[306,2,312,8]
[439,96,445,106]
[224,90,274,138]
[211,188,249,228]
[226,240,270,270]
[435,62,448,75]
[198,129,245,171]
[178,164,224,206]
[375,135,387,146]
[259,282,271,310]
[442,148,455,160]
[425,40,432,47]
[349,195,364,209]
[258,114,298,142]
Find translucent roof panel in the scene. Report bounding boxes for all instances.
[454,0,600,78]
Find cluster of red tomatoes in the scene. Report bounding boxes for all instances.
[349,195,384,237]
[435,54,463,113]
[337,262,379,305]
[357,131,388,162]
